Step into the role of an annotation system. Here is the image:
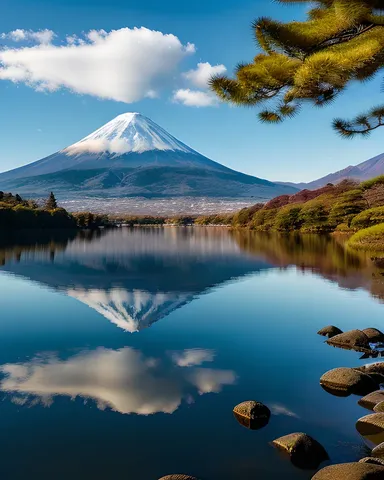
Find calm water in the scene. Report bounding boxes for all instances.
[0,227,383,480]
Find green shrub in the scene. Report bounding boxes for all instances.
[250,208,278,230]
[329,189,366,226]
[274,205,302,231]
[348,223,384,252]
[351,206,384,229]
[361,175,384,191]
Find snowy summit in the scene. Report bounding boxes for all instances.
[64,112,195,156]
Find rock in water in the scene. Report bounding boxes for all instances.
[311,462,384,479]
[374,401,384,413]
[359,457,384,467]
[233,401,271,430]
[317,326,343,338]
[363,328,384,343]
[320,368,377,396]
[372,442,384,459]
[326,330,371,353]
[359,391,384,411]
[159,476,198,480]
[356,413,384,446]
[272,432,328,469]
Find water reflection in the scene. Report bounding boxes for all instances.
[0,228,383,334]
[0,347,236,415]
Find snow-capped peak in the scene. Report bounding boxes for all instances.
[64,112,196,156]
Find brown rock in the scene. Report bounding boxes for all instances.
[357,363,384,376]
[311,462,384,479]
[159,476,198,480]
[326,330,371,353]
[363,328,384,343]
[272,432,328,469]
[320,368,378,396]
[359,391,384,410]
[374,401,384,413]
[317,326,343,338]
[356,413,384,446]
[372,442,384,459]
[233,401,271,430]
[359,457,384,467]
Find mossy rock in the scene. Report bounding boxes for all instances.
[356,413,384,446]
[359,457,384,467]
[233,401,271,430]
[372,442,384,459]
[311,462,384,479]
[272,432,328,469]
[363,328,384,343]
[375,401,384,413]
[159,476,198,480]
[326,330,371,353]
[320,368,378,396]
[317,326,343,338]
[359,391,384,411]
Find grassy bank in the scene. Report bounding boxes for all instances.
[348,224,384,252]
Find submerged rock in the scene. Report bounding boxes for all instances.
[356,413,384,445]
[359,391,384,411]
[326,330,371,353]
[363,328,384,343]
[372,442,384,459]
[159,476,198,480]
[272,432,328,469]
[359,457,384,467]
[320,368,377,396]
[233,401,271,430]
[317,326,343,338]
[311,462,384,479]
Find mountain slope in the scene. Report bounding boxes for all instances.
[0,113,297,199]
[281,152,384,190]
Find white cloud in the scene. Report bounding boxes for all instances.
[270,403,299,418]
[0,27,195,103]
[183,62,227,89]
[171,349,215,367]
[0,347,236,415]
[0,29,55,44]
[172,88,219,107]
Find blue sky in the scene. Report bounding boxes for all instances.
[0,0,383,182]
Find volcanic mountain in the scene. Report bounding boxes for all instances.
[0,113,296,198]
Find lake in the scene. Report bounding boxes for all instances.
[0,227,383,479]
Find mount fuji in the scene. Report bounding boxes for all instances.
[0,113,296,199]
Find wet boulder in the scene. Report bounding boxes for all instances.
[374,401,384,413]
[233,401,271,430]
[359,457,384,467]
[356,413,384,445]
[356,363,384,383]
[358,391,384,411]
[372,442,384,459]
[159,476,198,480]
[363,328,384,343]
[272,432,328,469]
[320,368,378,396]
[317,326,343,338]
[311,462,384,479]
[326,330,371,353]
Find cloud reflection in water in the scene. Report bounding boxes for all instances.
[0,347,236,415]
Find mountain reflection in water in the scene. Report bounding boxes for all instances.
[0,227,382,333]
[0,347,236,414]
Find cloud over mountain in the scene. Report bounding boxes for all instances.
[0,27,195,103]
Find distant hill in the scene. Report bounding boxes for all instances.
[280,152,384,190]
[0,113,297,200]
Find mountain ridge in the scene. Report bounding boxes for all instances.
[279,152,384,190]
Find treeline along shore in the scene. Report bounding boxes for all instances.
[1,176,384,252]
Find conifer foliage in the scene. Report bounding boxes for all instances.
[210,0,384,137]
[45,192,58,210]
